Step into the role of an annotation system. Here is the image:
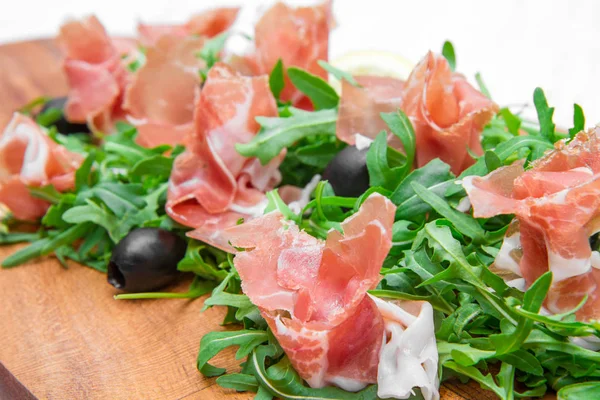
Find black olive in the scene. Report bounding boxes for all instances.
[108,228,187,293]
[322,145,370,197]
[38,97,90,135]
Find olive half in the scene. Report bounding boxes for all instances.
[108,228,187,293]
[322,145,370,197]
[39,97,90,135]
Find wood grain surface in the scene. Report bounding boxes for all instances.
[0,39,499,400]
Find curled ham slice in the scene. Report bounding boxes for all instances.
[336,76,404,146]
[226,194,440,398]
[137,7,240,47]
[123,35,206,148]
[59,16,130,133]
[253,1,331,105]
[402,52,498,175]
[463,128,600,321]
[0,114,82,220]
[166,63,281,251]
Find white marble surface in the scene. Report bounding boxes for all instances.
[1,0,599,127]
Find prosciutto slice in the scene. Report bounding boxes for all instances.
[463,128,600,321]
[122,35,205,148]
[0,114,82,220]
[137,7,239,47]
[226,194,439,399]
[58,16,130,133]
[253,1,331,105]
[166,63,282,251]
[336,76,405,146]
[402,52,498,174]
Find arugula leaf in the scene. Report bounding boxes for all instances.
[475,72,492,99]
[318,60,360,87]
[557,382,600,399]
[390,159,455,221]
[198,32,229,78]
[269,59,285,100]
[287,67,339,110]
[499,108,521,136]
[130,155,173,178]
[411,182,485,242]
[484,150,502,172]
[251,345,379,400]
[533,87,557,143]
[177,240,229,281]
[442,40,456,71]
[114,276,215,300]
[216,373,259,392]
[236,108,337,164]
[197,330,269,376]
[569,103,585,139]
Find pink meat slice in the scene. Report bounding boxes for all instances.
[137,8,239,47]
[463,128,600,320]
[0,114,83,220]
[166,63,281,251]
[402,52,498,174]
[123,35,205,147]
[254,1,332,105]
[59,16,130,133]
[336,76,405,146]
[225,193,396,389]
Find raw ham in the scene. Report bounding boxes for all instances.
[0,114,82,220]
[402,52,498,175]
[463,128,600,321]
[122,35,205,147]
[336,76,404,146]
[166,63,281,251]
[226,194,440,398]
[253,1,331,105]
[58,16,130,133]
[137,7,239,47]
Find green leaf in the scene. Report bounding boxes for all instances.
[569,104,585,139]
[381,110,416,171]
[62,200,122,242]
[533,87,556,143]
[442,41,456,71]
[28,185,63,204]
[75,151,96,191]
[177,240,229,281]
[558,382,600,400]
[444,361,509,399]
[491,272,552,355]
[269,59,285,100]
[198,32,229,71]
[115,276,216,300]
[216,373,259,392]
[130,155,173,178]
[484,150,502,172]
[0,232,39,245]
[318,60,360,87]
[475,72,491,99]
[19,96,50,115]
[497,349,544,376]
[251,345,378,400]
[411,182,485,242]
[236,108,337,164]
[36,107,63,127]
[197,330,269,376]
[287,67,339,110]
[391,159,455,221]
[499,108,521,136]
[83,183,146,218]
[370,289,454,314]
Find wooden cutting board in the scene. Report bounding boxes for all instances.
[0,39,498,400]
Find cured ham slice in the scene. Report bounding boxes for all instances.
[402,52,498,174]
[166,63,281,251]
[336,76,404,146]
[226,194,440,398]
[0,114,82,220]
[59,16,130,133]
[254,1,331,104]
[123,35,205,147]
[463,128,600,321]
[137,7,239,47]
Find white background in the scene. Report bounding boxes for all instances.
[1,0,599,127]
